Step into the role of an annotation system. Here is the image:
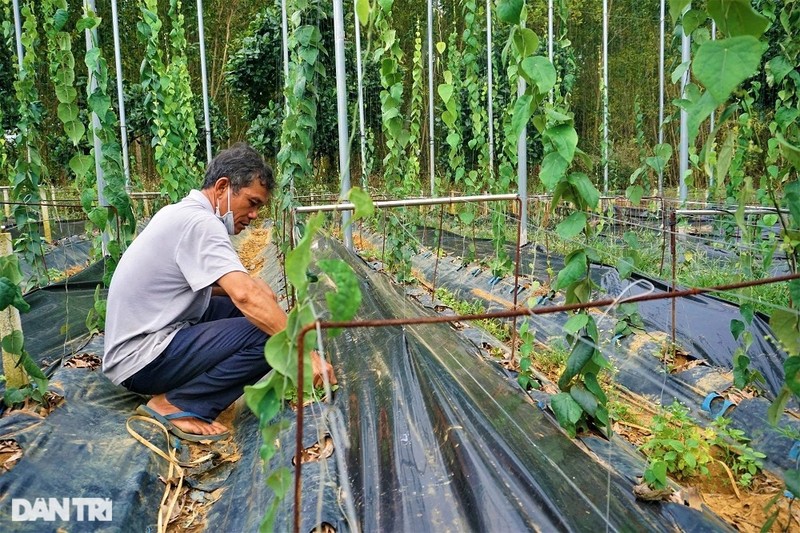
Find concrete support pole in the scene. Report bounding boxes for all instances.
[333,0,353,249]
[197,0,213,163]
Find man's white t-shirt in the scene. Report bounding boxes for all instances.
[103,189,246,385]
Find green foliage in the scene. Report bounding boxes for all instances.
[712,417,765,488]
[516,319,539,391]
[439,27,465,186]
[275,0,325,213]
[80,5,135,328]
[0,247,46,404]
[11,1,47,287]
[643,460,668,490]
[138,0,200,202]
[640,401,714,480]
[462,0,489,192]
[246,197,368,530]
[626,100,672,204]
[405,23,423,186]
[433,286,510,341]
[372,0,415,282]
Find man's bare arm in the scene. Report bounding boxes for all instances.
[216,271,337,385]
[217,271,287,335]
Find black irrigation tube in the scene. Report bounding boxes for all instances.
[291,271,800,532]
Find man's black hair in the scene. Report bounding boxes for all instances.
[202,142,275,193]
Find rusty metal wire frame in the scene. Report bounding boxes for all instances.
[291,271,800,532]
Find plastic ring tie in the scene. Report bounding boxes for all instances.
[789,441,800,461]
[700,392,735,418]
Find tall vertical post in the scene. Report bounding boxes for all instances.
[281,0,290,81]
[84,0,108,255]
[485,0,495,180]
[110,0,131,190]
[548,0,554,103]
[658,0,665,196]
[281,0,292,194]
[679,4,691,203]
[333,0,352,249]
[197,0,213,163]
[353,0,368,190]
[11,0,23,70]
[427,0,435,196]
[669,209,677,353]
[601,0,609,194]
[708,20,716,197]
[517,21,528,246]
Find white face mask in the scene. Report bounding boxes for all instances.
[215,183,235,235]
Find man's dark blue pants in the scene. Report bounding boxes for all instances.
[121,296,270,420]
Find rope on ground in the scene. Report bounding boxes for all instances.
[125,414,209,533]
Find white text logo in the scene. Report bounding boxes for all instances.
[11,498,113,522]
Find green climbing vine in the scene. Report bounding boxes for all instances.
[374,0,414,281]
[275,0,324,212]
[138,0,200,202]
[462,0,489,194]
[244,189,371,531]
[10,1,47,287]
[497,0,611,437]
[81,5,135,304]
[626,99,672,205]
[405,22,423,190]
[0,0,47,406]
[439,25,465,187]
[0,246,48,406]
[761,0,800,508]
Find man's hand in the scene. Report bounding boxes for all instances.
[311,350,337,388]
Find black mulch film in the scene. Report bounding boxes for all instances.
[0,220,790,531]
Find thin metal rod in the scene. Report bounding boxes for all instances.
[517,14,528,245]
[281,0,290,80]
[11,0,23,70]
[659,197,667,277]
[295,193,519,213]
[297,276,800,336]
[670,209,677,352]
[427,0,435,196]
[333,0,353,249]
[353,0,368,189]
[196,0,213,163]
[110,0,131,190]
[602,0,609,194]
[381,209,388,264]
[548,0,553,103]
[485,0,495,179]
[679,3,691,203]
[510,197,523,361]
[658,0,665,196]
[432,203,445,294]
[676,208,787,216]
[707,20,716,195]
[293,326,306,533]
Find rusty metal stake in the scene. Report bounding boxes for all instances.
[431,203,445,296]
[670,209,677,356]
[510,196,523,361]
[659,196,667,277]
[381,209,388,265]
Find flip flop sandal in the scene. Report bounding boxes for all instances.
[135,405,230,442]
